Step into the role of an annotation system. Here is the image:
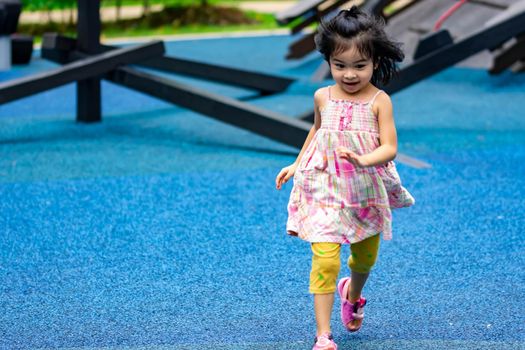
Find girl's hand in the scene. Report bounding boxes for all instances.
[336,147,368,167]
[275,163,297,190]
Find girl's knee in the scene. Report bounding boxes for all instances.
[348,234,380,274]
[348,253,376,274]
[310,243,341,294]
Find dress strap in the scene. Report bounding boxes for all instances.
[369,90,384,106]
[327,86,332,100]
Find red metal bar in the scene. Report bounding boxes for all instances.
[434,0,468,31]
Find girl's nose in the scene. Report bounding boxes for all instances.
[344,71,357,79]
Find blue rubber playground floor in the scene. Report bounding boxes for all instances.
[0,34,524,350]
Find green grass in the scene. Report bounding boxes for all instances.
[102,12,281,39]
[20,1,295,44]
[23,0,277,12]
[24,10,283,45]
[104,0,218,8]
[102,23,280,39]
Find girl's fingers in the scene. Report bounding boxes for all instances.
[345,151,358,161]
[337,150,351,160]
[282,171,292,183]
[275,171,284,187]
[276,165,296,189]
[336,147,352,157]
[276,169,288,189]
[338,150,360,166]
[346,150,357,158]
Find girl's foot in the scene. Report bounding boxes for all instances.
[337,277,367,332]
[313,333,338,350]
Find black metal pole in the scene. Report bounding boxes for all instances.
[76,0,101,122]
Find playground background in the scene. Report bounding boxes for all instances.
[1,2,525,350]
[17,1,298,41]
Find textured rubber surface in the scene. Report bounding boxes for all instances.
[1,34,524,349]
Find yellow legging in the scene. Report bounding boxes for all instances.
[309,234,380,294]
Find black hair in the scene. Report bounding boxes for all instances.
[314,6,404,85]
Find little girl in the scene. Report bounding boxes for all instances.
[275,7,414,350]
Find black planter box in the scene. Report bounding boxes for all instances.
[11,33,32,64]
[0,0,21,35]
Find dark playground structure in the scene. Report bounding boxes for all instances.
[0,0,32,67]
[278,0,525,120]
[1,0,524,147]
[1,4,525,348]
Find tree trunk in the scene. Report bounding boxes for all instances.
[69,4,75,26]
[116,0,122,22]
[143,0,150,17]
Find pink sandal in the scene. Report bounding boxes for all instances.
[337,277,367,332]
[312,333,338,350]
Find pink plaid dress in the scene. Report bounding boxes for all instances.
[287,87,414,244]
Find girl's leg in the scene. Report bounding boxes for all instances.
[314,293,335,336]
[348,270,370,302]
[310,242,341,336]
[346,234,380,330]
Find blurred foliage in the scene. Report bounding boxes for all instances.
[23,0,75,11]
[17,2,277,39]
[22,0,218,11]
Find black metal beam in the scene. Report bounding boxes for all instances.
[100,45,294,94]
[142,56,294,94]
[489,34,525,74]
[106,66,311,148]
[77,0,100,54]
[41,43,311,149]
[76,0,102,122]
[42,36,295,94]
[0,41,165,105]
[286,32,316,60]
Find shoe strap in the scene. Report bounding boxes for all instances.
[351,298,366,320]
[315,332,333,342]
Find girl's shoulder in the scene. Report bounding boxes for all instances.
[372,89,391,104]
[314,86,330,101]
[314,86,331,110]
[371,89,393,116]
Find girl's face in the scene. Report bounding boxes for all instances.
[329,46,374,95]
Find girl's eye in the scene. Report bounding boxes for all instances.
[355,65,366,69]
[335,64,345,69]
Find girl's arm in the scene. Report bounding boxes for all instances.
[275,89,323,190]
[337,92,397,167]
